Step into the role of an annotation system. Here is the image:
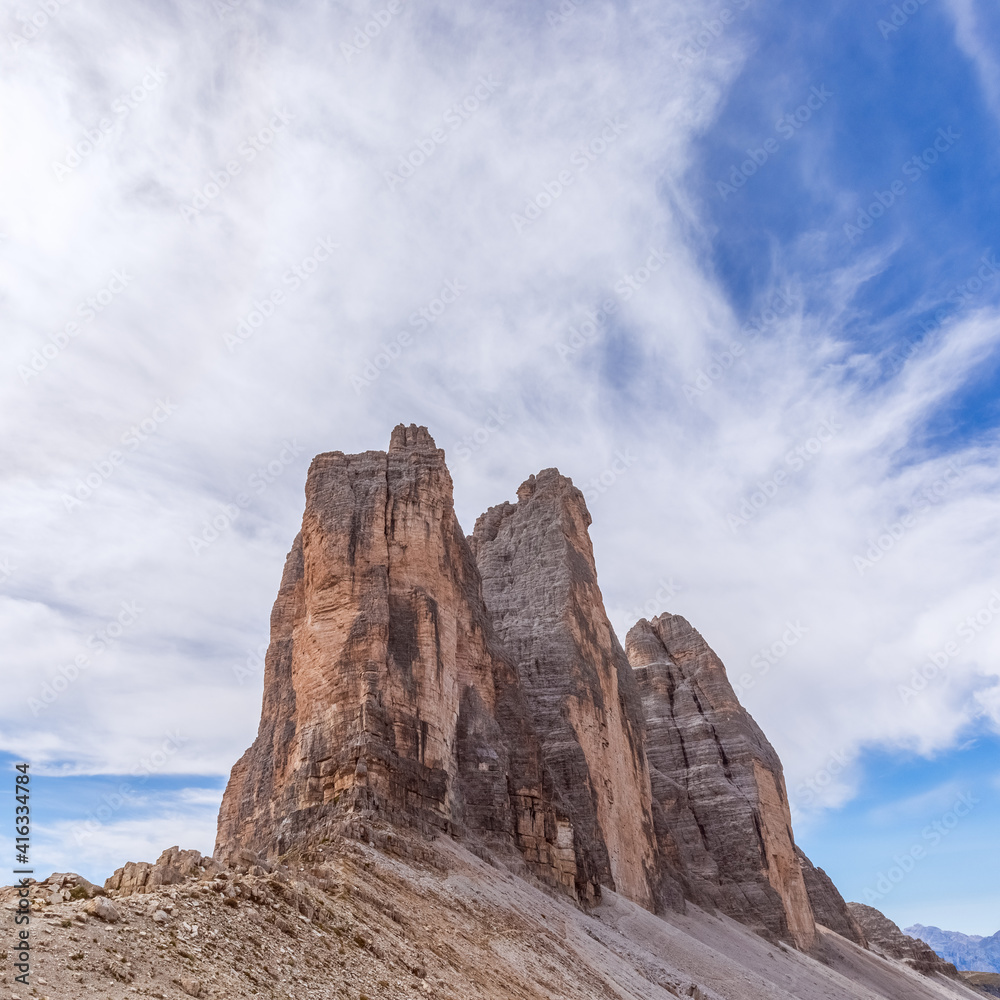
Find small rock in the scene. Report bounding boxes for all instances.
[105,958,133,982]
[177,976,204,997]
[85,896,121,922]
[152,909,171,923]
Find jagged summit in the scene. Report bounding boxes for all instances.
[388,421,439,453]
[627,613,816,949]
[216,423,587,896]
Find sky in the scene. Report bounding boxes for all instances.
[1,0,998,937]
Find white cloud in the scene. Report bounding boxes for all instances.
[947,0,1000,122]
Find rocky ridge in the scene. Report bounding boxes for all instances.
[216,426,876,951]
[848,903,960,976]
[959,973,1000,998]
[907,925,1000,975]
[1,840,987,1000]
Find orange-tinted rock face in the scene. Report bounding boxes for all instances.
[627,613,816,950]
[216,426,585,896]
[471,470,659,910]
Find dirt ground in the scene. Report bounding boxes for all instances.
[0,834,990,1000]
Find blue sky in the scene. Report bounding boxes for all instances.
[1,0,998,939]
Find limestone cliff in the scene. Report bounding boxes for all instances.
[627,613,817,950]
[470,469,659,910]
[216,424,870,956]
[216,425,585,897]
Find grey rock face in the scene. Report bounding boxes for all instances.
[471,469,659,910]
[849,903,959,976]
[627,614,816,950]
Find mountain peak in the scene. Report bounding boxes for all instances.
[388,422,438,453]
[216,427,865,954]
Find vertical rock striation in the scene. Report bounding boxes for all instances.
[626,613,816,950]
[470,470,659,910]
[216,426,584,896]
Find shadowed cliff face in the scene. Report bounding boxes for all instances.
[626,614,817,951]
[216,425,587,898]
[471,469,659,910]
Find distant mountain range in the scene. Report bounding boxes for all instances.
[907,924,1000,973]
